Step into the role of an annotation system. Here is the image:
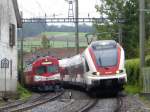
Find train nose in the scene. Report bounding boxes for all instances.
[104,67,110,70]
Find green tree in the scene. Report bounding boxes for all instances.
[95,0,139,59]
[41,35,50,48]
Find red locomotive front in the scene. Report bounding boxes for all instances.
[24,56,61,91]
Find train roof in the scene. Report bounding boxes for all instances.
[90,40,116,46]
[90,40,117,50]
[59,54,82,67]
[32,56,59,66]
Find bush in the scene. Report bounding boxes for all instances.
[125,58,140,85]
[126,56,150,84]
[124,85,141,94]
[145,55,150,66]
[17,83,31,99]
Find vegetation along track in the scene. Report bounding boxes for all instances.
[0,91,64,112]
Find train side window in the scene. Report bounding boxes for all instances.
[85,59,89,72]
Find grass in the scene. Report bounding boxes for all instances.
[17,83,32,100]
[17,32,88,52]
[124,85,141,94]
[41,32,87,38]
[140,96,150,108]
[18,40,87,52]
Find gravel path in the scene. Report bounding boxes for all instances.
[120,95,150,112]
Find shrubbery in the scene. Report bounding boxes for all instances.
[125,57,150,94]
[17,83,31,99]
[125,56,150,85]
[125,59,140,85]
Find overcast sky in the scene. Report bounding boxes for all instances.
[18,0,101,18]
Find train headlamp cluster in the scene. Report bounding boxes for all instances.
[92,72,100,76]
[116,70,123,74]
[34,76,42,81]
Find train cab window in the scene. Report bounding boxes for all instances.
[35,66,47,75]
[47,65,58,73]
[94,48,118,67]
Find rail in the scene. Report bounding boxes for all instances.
[1,91,64,112]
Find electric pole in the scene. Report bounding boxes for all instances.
[68,0,74,18]
[75,0,79,54]
[118,23,122,45]
[20,12,24,85]
[118,12,123,45]
[139,0,145,68]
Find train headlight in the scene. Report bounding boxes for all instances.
[116,70,120,74]
[116,70,123,74]
[34,76,42,81]
[92,72,100,76]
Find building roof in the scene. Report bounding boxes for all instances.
[12,0,22,28]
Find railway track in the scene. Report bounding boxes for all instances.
[57,98,98,112]
[2,89,149,112]
[87,93,125,112]
[0,93,48,111]
[114,96,124,112]
[29,90,97,112]
[27,90,125,112]
[0,91,64,112]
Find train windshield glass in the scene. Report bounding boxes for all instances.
[93,47,118,67]
[35,66,47,75]
[47,65,58,73]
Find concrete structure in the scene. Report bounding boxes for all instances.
[0,0,21,94]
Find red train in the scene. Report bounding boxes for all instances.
[24,56,61,91]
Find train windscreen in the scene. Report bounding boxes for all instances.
[35,65,58,75]
[47,65,58,73]
[35,66,47,75]
[92,44,118,67]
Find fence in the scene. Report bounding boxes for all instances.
[142,67,150,93]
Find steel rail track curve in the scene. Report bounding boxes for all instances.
[1,91,64,112]
[114,96,124,112]
[78,99,98,112]
[0,93,49,111]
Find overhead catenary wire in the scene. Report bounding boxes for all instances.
[35,0,46,17]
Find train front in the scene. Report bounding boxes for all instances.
[84,40,127,91]
[31,56,61,90]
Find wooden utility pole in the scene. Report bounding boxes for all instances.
[75,0,79,54]
[139,0,145,68]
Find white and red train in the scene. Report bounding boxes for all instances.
[24,40,127,93]
[59,40,127,92]
[24,56,61,91]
